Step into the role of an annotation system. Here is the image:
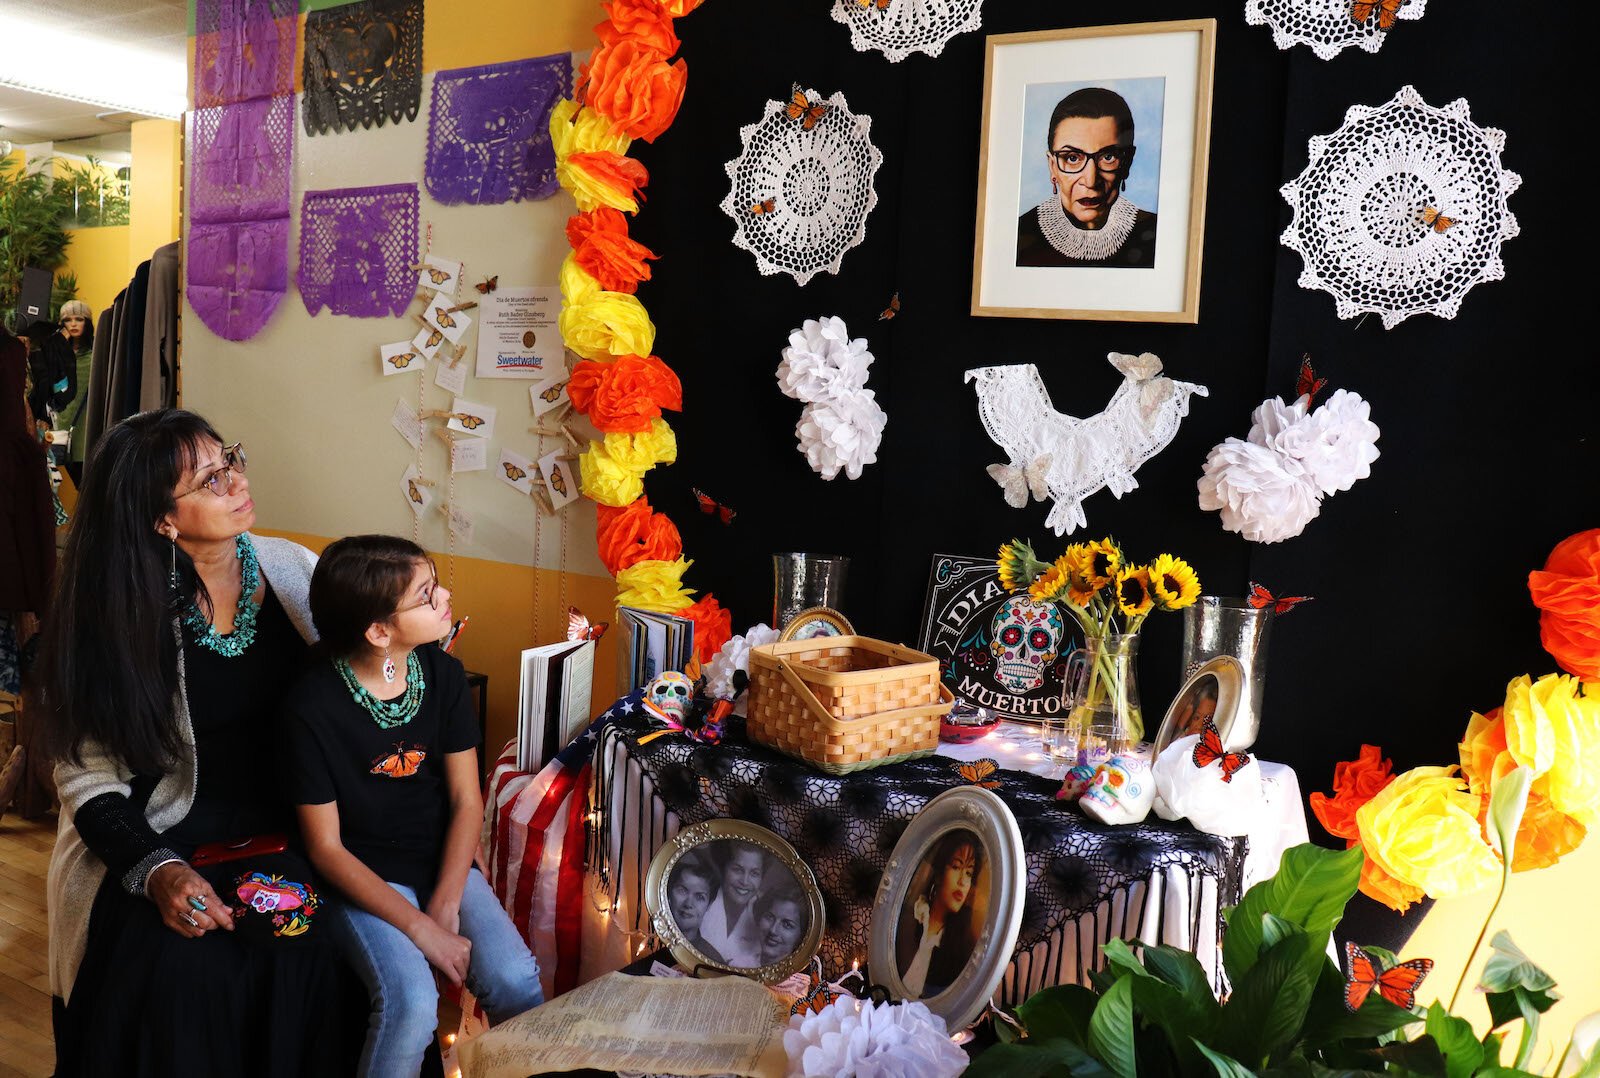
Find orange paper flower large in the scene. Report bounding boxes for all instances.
[1359,857,1427,913]
[564,151,651,211]
[596,497,683,576]
[568,354,683,434]
[595,0,680,56]
[1309,744,1396,842]
[1503,787,1588,872]
[657,0,702,14]
[1528,528,1600,680]
[580,40,688,143]
[567,208,658,294]
[677,593,733,664]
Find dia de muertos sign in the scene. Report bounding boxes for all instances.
[916,554,1084,721]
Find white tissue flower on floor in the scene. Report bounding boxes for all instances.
[1197,437,1322,544]
[797,392,887,481]
[704,623,779,701]
[777,317,874,403]
[783,996,967,1078]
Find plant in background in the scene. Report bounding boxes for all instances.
[50,270,80,323]
[53,156,131,228]
[0,157,74,332]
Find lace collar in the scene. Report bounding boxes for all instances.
[1035,194,1141,262]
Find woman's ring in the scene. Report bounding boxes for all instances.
[181,913,199,928]
[187,895,208,912]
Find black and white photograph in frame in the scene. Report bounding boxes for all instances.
[972,20,1216,323]
[869,786,1025,1031]
[1151,654,1245,755]
[644,819,824,984]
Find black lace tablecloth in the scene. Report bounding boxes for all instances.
[589,702,1247,998]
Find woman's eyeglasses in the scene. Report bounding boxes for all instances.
[181,443,247,498]
[396,570,444,614]
[1049,144,1131,175]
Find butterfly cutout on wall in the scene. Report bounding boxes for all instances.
[406,479,424,505]
[475,275,499,295]
[692,488,736,524]
[423,267,451,286]
[878,292,900,320]
[1420,206,1456,233]
[371,743,426,778]
[786,87,827,131]
[549,467,568,497]
[986,455,1051,509]
[1343,942,1432,1012]
[502,461,527,483]
[749,197,776,216]
[568,606,610,643]
[434,308,458,330]
[855,0,890,9]
[456,413,487,430]
[954,758,1003,789]
[388,350,419,370]
[1350,0,1405,29]
[420,327,444,349]
[1192,718,1252,783]
[1247,582,1314,615]
[1295,355,1327,406]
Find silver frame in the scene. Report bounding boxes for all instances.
[868,787,1025,1031]
[1151,654,1245,755]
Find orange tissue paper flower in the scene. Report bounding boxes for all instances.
[1359,856,1427,913]
[1309,744,1396,843]
[1501,786,1588,872]
[1529,528,1600,680]
[595,0,680,57]
[567,209,658,294]
[564,151,650,212]
[568,354,683,434]
[579,40,688,143]
[596,497,682,576]
[677,593,733,664]
[656,0,703,14]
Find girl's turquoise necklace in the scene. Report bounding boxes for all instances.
[335,651,425,729]
[182,533,261,657]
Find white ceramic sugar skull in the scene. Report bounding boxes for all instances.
[645,670,693,725]
[1055,764,1098,803]
[1078,754,1155,825]
[989,596,1065,694]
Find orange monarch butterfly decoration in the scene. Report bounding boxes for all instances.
[548,465,569,496]
[855,0,890,9]
[1343,942,1431,1011]
[423,267,451,285]
[1295,355,1327,405]
[954,758,1002,789]
[502,461,527,482]
[878,292,900,321]
[407,479,424,505]
[567,606,610,643]
[691,487,735,524]
[1247,582,1313,615]
[434,308,458,329]
[786,87,827,131]
[456,414,486,430]
[1420,206,1456,233]
[539,382,567,403]
[790,963,846,1016]
[371,743,426,778]
[421,327,444,349]
[749,197,777,216]
[1192,718,1252,782]
[475,275,499,294]
[388,351,418,370]
[1350,0,1405,29]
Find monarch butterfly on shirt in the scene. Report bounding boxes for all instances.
[371,743,427,778]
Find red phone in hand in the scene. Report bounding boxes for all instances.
[190,834,289,867]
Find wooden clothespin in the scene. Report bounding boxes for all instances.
[445,300,478,314]
[529,483,556,515]
[411,474,438,488]
[447,343,468,368]
[419,408,458,421]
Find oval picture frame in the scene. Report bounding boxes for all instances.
[1152,654,1246,755]
[644,819,825,985]
[778,606,854,642]
[868,786,1024,1031]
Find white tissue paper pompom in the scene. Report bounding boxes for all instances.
[1197,437,1322,543]
[783,996,967,1078]
[1247,395,1316,460]
[1299,389,1380,494]
[777,317,874,403]
[705,623,779,701]
[796,392,888,481]
[1152,734,1266,837]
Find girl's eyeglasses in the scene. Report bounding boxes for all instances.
[180,443,247,498]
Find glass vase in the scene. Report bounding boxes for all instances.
[771,553,850,628]
[1180,597,1273,751]
[1057,633,1143,766]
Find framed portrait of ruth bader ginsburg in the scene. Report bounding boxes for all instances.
[971,20,1216,323]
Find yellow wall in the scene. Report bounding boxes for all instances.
[62,225,134,316]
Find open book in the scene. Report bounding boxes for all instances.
[618,606,695,692]
[515,639,595,773]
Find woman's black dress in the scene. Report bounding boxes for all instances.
[55,586,361,1076]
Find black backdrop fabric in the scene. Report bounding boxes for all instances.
[626,4,1595,943]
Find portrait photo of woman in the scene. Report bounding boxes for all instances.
[894,828,990,998]
[1171,672,1220,740]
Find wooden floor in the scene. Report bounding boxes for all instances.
[0,812,55,1078]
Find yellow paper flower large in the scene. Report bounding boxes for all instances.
[561,255,601,304]
[604,418,677,473]
[558,154,644,214]
[1114,565,1154,617]
[1356,765,1500,900]
[1464,674,1600,828]
[549,98,632,161]
[615,556,696,611]
[579,442,644,506]
[560,288,656,360]
[1148,554,1201,610]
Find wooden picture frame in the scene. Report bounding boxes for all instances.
[971,20,1216,323]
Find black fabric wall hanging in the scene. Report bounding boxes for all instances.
[302,0,424,136]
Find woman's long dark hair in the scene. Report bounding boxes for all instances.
[39,408,224,774]
[921,829,986,939]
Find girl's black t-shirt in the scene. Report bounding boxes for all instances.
[286,644,479,892]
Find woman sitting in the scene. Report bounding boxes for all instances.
[41,408,357,1076]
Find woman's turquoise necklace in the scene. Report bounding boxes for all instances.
[335,651,425,729]
[182,533,261,657]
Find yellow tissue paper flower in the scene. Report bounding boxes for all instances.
[560,289,656,360]
[1500,673,1600,826]
[557,155,642,214]
[615,557,696,612]
[549,98,631,162]
[604,418,677,473]
[1356,765,1500,900]
[1500,673,1558,777]
[579,443,644,507]
[561,255,601,304]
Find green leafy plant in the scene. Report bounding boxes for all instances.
[0,157,74,333]
[53,156,131,228]
[970,837,1600,1077]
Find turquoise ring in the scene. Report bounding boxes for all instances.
[187,895,208,912]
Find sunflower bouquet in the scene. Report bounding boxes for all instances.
[997,537,1201,746]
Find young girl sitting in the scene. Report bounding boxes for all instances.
[287,535,544,1077]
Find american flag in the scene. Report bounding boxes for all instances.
[481,689,642,999]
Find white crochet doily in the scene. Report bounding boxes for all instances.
[718,88,882,286]
[966,354,1208,537]
[828,0,984,63]
[1245,0,1427,60]
[1280,85,1521,330]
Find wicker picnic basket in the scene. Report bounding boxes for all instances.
[746,636,954,774]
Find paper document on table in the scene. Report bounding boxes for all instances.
[458,972,787,1078]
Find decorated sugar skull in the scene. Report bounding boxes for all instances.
[645,670,694,725]
[989,595,1065,693]
[1055,764,1099,803]
[1078,754,1155,826]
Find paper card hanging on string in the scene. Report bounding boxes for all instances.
[447,503,475,544]
[434,356,467,395]
[451,437,488,472]
[416,255,462,297]
[475,286,559,380]
[498,448,536,493]
[391,398,422,450]
[447,397,496,439]
[539,449,580,510]
[380,340,424,376]
[412,321,447,359]
[529,371,570,418]
[422,291,472,343]
[400,463,432,515]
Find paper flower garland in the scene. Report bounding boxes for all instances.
[777,317,887,480]
[719,88,882,285]
[1280,85,1521,329]
[828,0,984,62]
[1528,529,1600,681]
[1198,386,1379,544]
[783,996,968,1078]
[1245,0,1427,60]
